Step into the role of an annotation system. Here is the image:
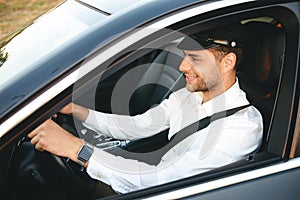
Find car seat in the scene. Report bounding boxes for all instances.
[237,20,285,151]
[129,43,186,115]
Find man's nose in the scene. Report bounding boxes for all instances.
[179,58,192,72]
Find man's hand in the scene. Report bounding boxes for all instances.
[59,103,74,115]
[28,119,83,162]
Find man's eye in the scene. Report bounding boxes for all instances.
[191,57,201,62]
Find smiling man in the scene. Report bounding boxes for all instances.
[28,25,263,197]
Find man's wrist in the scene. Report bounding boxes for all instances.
[73,104,89,122]
[76,141,94,167]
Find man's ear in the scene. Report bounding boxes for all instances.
[222,52,236,73]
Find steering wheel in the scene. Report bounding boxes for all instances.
[49,113,98,194]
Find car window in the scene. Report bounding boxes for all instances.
[71,14,285,152]
[53,12,288,196]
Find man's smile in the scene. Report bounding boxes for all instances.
[185,74,197,83]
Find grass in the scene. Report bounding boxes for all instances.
[0,0,64,40]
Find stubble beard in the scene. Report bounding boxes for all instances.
[185,74,222,96]
[185,78,208,93]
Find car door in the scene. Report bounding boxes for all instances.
[66,1,300,199]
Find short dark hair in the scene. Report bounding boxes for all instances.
[208,45,243,69]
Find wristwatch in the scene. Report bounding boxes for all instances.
[77,142,94,167]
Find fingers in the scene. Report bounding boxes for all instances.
[27,124,42,139]
[27,118,83,160]
[29,132,39,145]
[29,131,46,151]
[33,140,45,152]
[28,129,45,151]
[27,119,53,151]
[27,119,50,138]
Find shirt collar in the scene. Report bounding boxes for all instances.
[196,78,242,116]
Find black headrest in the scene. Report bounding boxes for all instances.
[239,21,285,86]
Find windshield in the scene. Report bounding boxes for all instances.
[0,0,106,92]
[0,0,107,119]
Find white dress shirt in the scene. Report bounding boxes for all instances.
[84,80,263,193]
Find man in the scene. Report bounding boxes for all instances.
[28,25,263,195]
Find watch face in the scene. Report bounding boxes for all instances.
[78,145,94,162]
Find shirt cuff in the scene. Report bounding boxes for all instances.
[86,148,113,186]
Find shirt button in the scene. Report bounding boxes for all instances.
[96,174,102,179]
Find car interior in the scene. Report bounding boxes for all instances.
[2,11,287,200]
[77,16,285,156]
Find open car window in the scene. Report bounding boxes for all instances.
[70,13,286,160]
[61,10,291,196]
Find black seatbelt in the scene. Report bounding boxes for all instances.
[113,104,251,165]
[168,104,251,144]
